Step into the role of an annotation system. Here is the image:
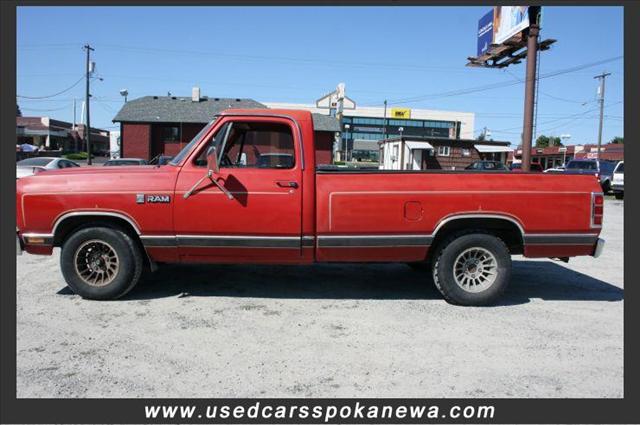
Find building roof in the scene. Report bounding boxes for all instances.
[113,96,267,123]
[379,136,511,146]
[311,113,340,132]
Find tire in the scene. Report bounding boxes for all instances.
[615,192,624,200]
[431,232,511,306]
[601,180,611,194]
[60,226,143,300]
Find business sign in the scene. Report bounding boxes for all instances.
[493,6,530,45]
[390,108,411,119]
[477,9,494,56]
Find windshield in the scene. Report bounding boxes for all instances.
[615,162,624,173]
[17,157,53,167]
[567,161,597,170]
[169,119,217,166]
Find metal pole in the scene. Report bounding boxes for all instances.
[84,44,94,165]
[594,72,610,161]
[383,99,387,140]
[520,24,539,172]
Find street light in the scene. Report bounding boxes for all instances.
[344,123,351,162]
[398,126,404,138]
[560,134,571,166]
[119,89,128,103]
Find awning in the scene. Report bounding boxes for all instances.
[405,141,434,150]
[475,144,513,153]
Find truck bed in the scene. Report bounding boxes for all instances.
[314,169,601,262]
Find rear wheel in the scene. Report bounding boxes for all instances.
[615,192,624,200]
[432,232,511,306]
[60,227,143,300]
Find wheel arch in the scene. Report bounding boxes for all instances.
[431,213,525,255]
[51,211,142,247]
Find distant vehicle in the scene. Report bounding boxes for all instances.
[564,159,616,193]
[103,158,148,166]
[149,154,174,166]
[611,161,624,199]
[16,157,80,179]
[509,162,543,172]
[543,164,566,173]
[465,160,509,171]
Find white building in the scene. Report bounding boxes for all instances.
[264,100,475,162]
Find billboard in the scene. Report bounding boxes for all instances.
[476,9,494,56]
[493,6,530,45]
[390,108,411,119]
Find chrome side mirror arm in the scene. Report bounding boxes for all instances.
[183,170,234,200]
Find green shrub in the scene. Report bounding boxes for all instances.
[64,152,89,160]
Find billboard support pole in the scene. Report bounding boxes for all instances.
[521,23,539,172]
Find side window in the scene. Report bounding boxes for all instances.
[197,121,295,169]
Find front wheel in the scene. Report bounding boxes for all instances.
[432,232,511,306]
[60,226,143,300]
[615,192,624,200]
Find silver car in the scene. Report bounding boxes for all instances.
[16,157,80,179]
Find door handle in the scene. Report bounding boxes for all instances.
[275,181,298,189]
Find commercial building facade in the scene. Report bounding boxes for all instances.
[509,143,624,169]
[16,116,110,155]
[265,101,475,162]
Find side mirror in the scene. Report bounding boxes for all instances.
[206,146,219,175]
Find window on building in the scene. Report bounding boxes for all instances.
[161,125,181,142]
[462,148,471,157]
[437,146,451,157]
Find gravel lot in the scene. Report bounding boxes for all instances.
[16,199,623,398]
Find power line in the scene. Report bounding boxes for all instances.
[17,75,84,99]
[387,55,622,105]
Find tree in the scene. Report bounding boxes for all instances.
[535,135,562,148]
[476,133,486,141]
[610,136,623,144]
[16,104,21,117]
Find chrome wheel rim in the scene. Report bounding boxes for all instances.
[453,247,498,293]
[73,239,119,287]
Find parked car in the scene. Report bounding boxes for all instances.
[611,161,624,199]
[16,157,80,179]
[103,158,148,166]
[16,109,605,306]
[543,164,566,173]
[465,161,509,171]
[149,155,174,166]
[564,159,616,193]
[509,162,543,172]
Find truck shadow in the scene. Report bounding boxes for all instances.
[103,260,623,306]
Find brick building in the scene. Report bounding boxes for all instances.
[509,143,624,169]
[112,90,340,164]
[16,116,110,154]
[378,136,512,170]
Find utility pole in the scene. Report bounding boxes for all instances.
[594,71,611,161]
[520,23,540,172]
[382,99,388,140]
[84,44,95,165]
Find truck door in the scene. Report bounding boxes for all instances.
[173,116,303,263]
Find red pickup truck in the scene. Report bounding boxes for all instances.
[16,109,605,305]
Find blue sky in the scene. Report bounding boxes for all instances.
[17,6,623,145]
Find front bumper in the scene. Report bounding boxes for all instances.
[593,238,605,258]
[611,183,624,193]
